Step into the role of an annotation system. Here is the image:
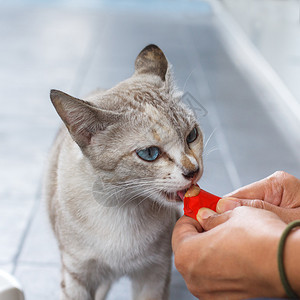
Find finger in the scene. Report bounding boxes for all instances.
[224,171,293,204]
[172,215,202,253]
[216,196,275,212]
[196,208,232,231]
[224,178,269,200]
[236,199,300,223]
[217,197,300,223]
[216,197,241,213]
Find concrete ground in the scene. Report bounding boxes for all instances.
[0,0,300,299]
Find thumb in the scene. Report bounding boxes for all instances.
[216,197,265,212]
[196,208,232,231]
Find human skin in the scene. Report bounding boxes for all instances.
[172,171,300,299]
[217,171,300,223]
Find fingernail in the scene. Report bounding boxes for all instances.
[223,192,233,197]
[196,208,215,221]
[216,197,241,213]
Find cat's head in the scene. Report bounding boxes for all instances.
[50,44,203,207]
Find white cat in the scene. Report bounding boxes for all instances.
[44,44,203,300]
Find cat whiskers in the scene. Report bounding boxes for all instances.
[204,128,216,150]
[94,178,159,207]
[203,128,218,158]
[203,146,218,157]
[115,179,176,208]
[135,188,159,208]
[183,69,196,94]
[118,186,159,209]
[93,177,182,208]
[112,179,169,192]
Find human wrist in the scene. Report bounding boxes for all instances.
[282,222,300,296]
[258,222,287,297]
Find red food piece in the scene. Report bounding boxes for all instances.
[184,188,221,220]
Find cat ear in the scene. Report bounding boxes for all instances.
[50,89,121,148]
[134,44,168,81]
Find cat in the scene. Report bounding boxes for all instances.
[44,44,203,300]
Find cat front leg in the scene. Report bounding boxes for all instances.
[60,265,92,300]
[60,251,112,300]
[130,259,172,300]
[61,265,112,300]
[94,281,112,300]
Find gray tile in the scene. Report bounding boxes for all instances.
[105,266,197,300]
[0,202,33,263]
[0,263,13,274]
[18,202,60,265]
[15,264,60,300]
[106,277,132,300]
[78,10,213,96]
[170,263,197,300]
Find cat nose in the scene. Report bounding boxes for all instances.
[182,168,199,180]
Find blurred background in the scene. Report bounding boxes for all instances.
[0,0,300,299]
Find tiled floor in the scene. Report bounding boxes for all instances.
[1,0,300,299]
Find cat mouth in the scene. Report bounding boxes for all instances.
[177,189,187,201]
[162,188,188,203]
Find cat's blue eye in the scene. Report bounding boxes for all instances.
[186,127,198,144]
[136,147,160,162]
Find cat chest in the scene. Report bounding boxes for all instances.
[58,196,175,273]
[70,212,173,273]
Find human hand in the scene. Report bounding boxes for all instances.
[172,207,286,299]
[217,171,300,223]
